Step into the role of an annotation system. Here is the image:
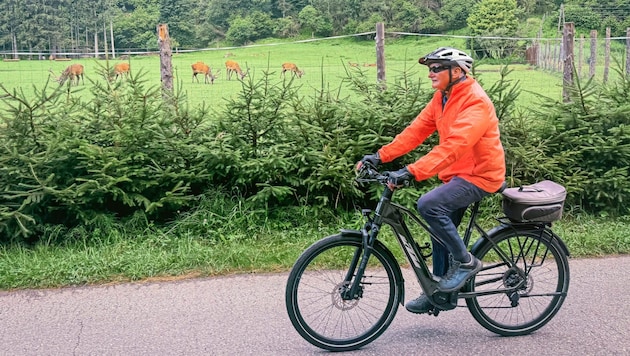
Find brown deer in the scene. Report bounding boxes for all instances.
[281,62,304,78]
[225,60,248,80]
[191,61,217,84]
[113,62,130,80]
[50,63,84,86]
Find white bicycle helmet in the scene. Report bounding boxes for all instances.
[419,47,474,73]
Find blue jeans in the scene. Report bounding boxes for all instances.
[417,177,489,277]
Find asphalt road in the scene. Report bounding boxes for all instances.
[1,256,628,356]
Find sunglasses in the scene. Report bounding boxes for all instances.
[428,65,451,73]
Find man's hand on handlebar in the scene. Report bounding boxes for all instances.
[355,152,381,171]
[384,167,414,188]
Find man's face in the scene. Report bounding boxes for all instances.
[428,63,461,91]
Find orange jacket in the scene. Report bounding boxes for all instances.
[378,77,505,193]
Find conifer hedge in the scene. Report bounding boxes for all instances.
[1,65,629,243]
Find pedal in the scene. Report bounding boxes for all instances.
[431,291,458,311]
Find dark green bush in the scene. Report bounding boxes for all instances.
[0,68,212,242]
[0,65,433,242]
[2,61,629,243]
[530,66,630,215]
[214,66,433,208]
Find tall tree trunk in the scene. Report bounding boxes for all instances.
[103,22,108,59]
[70,23,74,56]
[94,31,98,59]
[110,21,116,59]
[12,32,18,60]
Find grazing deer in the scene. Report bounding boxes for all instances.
[281,62,304,78]
[225,60,248,80]
[191,61,217,84]
[49,63,84,85]
[113,62,130,80]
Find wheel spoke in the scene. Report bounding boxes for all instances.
[466,229,569,336]
[285,235,400,351]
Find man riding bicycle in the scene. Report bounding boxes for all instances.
[358,47,506,314]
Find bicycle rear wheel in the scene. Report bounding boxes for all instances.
[466,227,570,336]
[285,234,402,351]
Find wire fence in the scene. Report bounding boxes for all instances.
[1,27,629,109]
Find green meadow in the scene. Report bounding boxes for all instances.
[0,37,569,110]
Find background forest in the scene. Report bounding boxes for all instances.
[1,0,630,56]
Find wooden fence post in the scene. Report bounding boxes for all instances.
[589,30,597,78]
[544,41,551,70]
[157,24,173,97]
[578,35,584,77]
[562,22,575,103]
[604,27,611,83]
[375,22,386,88]
[552,42,557,70]
[626,28,630,77]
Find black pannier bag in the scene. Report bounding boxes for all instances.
[502,180,567,222]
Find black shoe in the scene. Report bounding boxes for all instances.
[438,253,482,292]
[405,294,434,314]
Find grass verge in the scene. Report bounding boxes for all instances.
[0,207,628,291]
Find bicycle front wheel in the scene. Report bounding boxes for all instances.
[285,234,402,351]
[466,227,570,336]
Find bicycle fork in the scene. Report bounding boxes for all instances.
[340,189,394,301]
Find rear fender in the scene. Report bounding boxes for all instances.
[470,224,570,257]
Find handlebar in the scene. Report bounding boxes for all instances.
[356,162,410,189]
[355,162,389,184]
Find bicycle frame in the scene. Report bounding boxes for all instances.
[287,167,572,349]
[341,183,568,309]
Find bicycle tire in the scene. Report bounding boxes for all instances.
[466,227,570,336]
[285,234,402,351]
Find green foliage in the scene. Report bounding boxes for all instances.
[0,60,432,243]
[563,4,602,31]
[344,14,384,35]
[159,0,196,47]
[440,0,472,31]
[511,63,630,216]
[298,5,333,37]
[273,16,300,38]
[3,53,630,244]
[389,0,422,33]
[214,65,432,208]
[0,66,211,242]
[467,0,520,35]
[114,4,160,50]
[467,0,522,59]
[226,11,275,45]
